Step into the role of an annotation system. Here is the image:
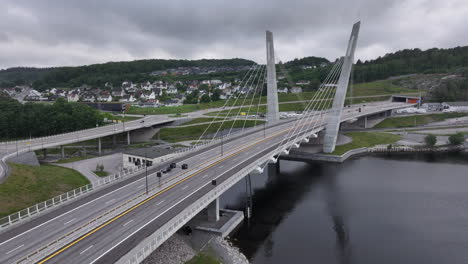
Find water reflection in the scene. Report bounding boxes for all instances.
[222,153,468,264]
[324,174,351,264]
[223,161,324,259]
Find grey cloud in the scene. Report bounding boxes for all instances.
[0,0,467,69]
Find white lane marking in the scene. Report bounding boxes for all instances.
[202,174,209,178]
[63,218,76,225]
[219,165,224,168]
[80,245,94,255]
[0,176,143,247]
[156,200,166,206]
[6,244,24,255]
[122,219,134,227]
[138,184,144,188]
[105,199,116,205]
[88,154,250,264]
[2,120,286,248]
[181,185,189,191]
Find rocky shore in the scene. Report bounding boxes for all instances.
[142,233,249,264]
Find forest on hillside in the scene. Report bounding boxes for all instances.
[0,97,104,139]
[2,46,468,92]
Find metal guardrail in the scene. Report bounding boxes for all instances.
[0,164,144,232]
[0,120,277,233]
[117,146,281,264]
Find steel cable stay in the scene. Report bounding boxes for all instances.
[257,58,345,171]
[209,64,263,142]
[226,64,265,137]
[285,57,345,153]
[192,63,257,146]
[269,57,344,159]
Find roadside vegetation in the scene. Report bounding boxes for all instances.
[374,113,468,129]
[156,120,265,142]
[183,117,225,125]
[424,134,437,147]
[448,132,465,145]
[0,163,89,217]
[331,132,401,155]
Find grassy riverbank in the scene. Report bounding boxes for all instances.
[375,113,468,128]
[331,132,401,155]
[157,120,265,142]
[0,163,89,217]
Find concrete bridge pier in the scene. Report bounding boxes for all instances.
[98,138,102,156]
[207,197,220,222]
[127,131,131,145]
[60,145,65,159]
[113,134,117,146]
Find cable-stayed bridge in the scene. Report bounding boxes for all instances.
[0,22,413,264]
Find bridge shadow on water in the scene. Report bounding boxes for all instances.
[221,160,352,263]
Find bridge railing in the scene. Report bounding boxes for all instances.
[0,164,149,233]
[116,144,282,264]
[0,117,307,234]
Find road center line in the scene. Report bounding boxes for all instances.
[80,245,93,255]
[181,186,189,190]
[202,174,209,178]
[63,218,76,225]
[156,200,165,206]
[6,244,24,255]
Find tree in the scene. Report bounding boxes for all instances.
[198,84,210,92]
[200,94,211,103]
[424,134,437,147]
[448,132,465,145]
[211,89,222,101]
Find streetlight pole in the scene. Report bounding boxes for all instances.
[221,135,224,156]
[145,146,149,195]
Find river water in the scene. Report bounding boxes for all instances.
[220,153,468,264]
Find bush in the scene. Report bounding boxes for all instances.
[448,132,465,145]
[424,134,437,147]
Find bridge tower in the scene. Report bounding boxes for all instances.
[266,30,280,123]
[323,22,361,153]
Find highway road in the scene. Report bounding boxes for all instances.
[0,102,411,264]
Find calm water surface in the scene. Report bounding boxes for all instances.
[220,153,468,264]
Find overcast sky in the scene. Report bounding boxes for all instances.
[1,0,468,69]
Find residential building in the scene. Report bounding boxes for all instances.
[278,87,288,93]
[290,87,303,93]
[123,147,176,169]
[97,92,112,102]
[119,95,136,103]
[67,92,80,102]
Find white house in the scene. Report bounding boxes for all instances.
[290,87,303,93]
[278,87,288,93]
[166,86,178,94]
[97,93,112,102]
[123,148,176,169]
[119,95,136,103]
[67,92,80,102]
[82,93,96,102]
[296,80,310,85]
[210,80,222,85]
